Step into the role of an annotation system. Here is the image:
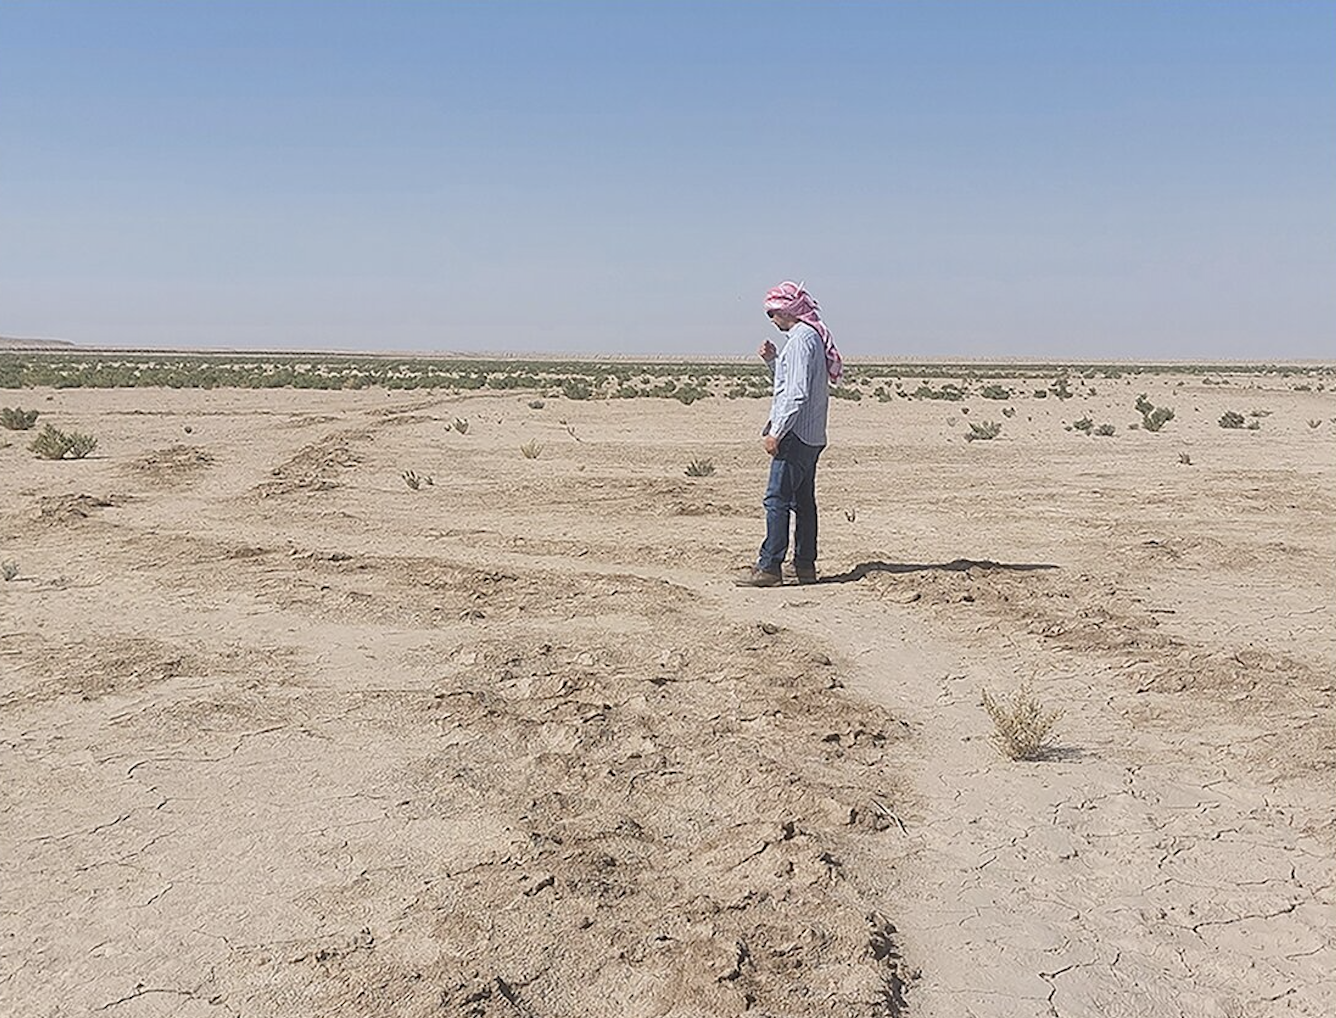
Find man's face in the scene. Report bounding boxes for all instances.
[767,310,798,331]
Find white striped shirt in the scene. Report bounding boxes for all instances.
[765,323,829,446]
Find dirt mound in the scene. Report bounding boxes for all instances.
[862,563,1334,778]
[125,443,215,483]
[201,618,915,1016]
[35,492,117,523]
[254,428,367,496]
[0,634,189,705]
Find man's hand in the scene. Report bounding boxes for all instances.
[764,433,781,457]
[757,339,777,361]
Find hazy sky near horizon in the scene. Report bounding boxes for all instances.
[2,1,1333,359]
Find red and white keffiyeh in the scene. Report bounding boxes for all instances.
[763,281,843,382]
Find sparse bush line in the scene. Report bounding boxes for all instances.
[2,352,1332,392]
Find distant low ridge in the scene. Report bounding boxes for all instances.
[0,335,76,349]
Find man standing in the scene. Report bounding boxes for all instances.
[737,281,843,587]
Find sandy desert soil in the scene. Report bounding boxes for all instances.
[2,373,1334,1017]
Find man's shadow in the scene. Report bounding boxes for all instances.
[815,558,1058,584]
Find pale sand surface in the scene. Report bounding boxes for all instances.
[2,375,1333,1017]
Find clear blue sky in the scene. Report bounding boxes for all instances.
[2,1,1333,358]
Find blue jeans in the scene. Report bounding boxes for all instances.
[757,434,824,574]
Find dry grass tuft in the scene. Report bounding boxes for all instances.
[964,420,1002,442]
[684,458,715,477]
[401,469,433,490]
[980,684,1062,761]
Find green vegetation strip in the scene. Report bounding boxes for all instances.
[0,352,1330,393]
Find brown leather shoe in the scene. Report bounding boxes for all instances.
[735,567,783,588]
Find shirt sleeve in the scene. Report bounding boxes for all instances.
[769,330,818,439]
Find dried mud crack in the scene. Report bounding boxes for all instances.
[3,546,919,1017]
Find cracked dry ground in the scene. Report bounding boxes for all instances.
[2,382,1334,1017]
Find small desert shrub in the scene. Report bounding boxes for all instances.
[1093,423,1115,437]
[1246,420,1261,431]
[520,439,543,459]
[401,470,433,490]
[1308,419,1322,429]
[964,420,1002,442]
[452,417,469,434]
[913,383,967,401]
[830,386,862,401]
[1,560,17,581]
[1001,406,1016,418]
[1073,416,1095,434]
[673,384,710,405]
[980,384,1012,400]
[1142,407,1174,431]
[981,684,1062,761]
[1219,410,1245,429]
[1134,394,1174,432]
[1049,378,1073,400]
[562,379,592,401]
[29,424,98,460]
[1178,452,1192,466]
[527,399,545,410]
[684,458,715,477]
[1,407,39,430]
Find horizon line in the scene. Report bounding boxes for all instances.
[2,341,1334,370]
